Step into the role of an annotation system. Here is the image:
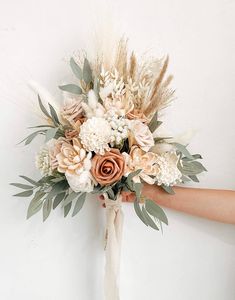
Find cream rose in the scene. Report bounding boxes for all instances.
[128,119,154,152]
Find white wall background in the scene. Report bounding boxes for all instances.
[0,0,235,299]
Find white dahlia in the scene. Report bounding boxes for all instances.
[35,146,52,176]
[79,117,112,154]
[155,151,182,186]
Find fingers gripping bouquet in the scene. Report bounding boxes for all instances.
[12,39,206,229]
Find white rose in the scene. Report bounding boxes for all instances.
[66,171,94,193]
[128,120,154,152]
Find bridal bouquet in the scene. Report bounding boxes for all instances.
[11,39,206,229]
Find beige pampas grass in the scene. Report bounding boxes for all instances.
[143,56,173,117]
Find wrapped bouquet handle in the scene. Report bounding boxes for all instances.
[104,193,123,300]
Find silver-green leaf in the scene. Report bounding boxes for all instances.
[134,200,148,226]
[10,183,34,190]
[83,58,92,84]
[59,84,82,95]
[45,127,59,142]
[72,193,86,217]
[43,197,52,221]
[14,190,34,197]
[70,57,82,80]
[145,199,168,225]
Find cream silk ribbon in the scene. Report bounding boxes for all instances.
[104,193,124,300]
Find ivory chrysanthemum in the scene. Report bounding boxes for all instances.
[155,152,182,186]
[79,117,112,154]
[35,147,52,176]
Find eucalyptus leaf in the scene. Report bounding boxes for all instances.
[64,202,72,217]
[180,161,205,175]
[134,200,148,226]
[53,192,66,209]
[19,175,39,186]
[72,193,86,217]
[127,169,141,190]
[107,189,115,200]
[148,111,162,133]
[47,181,69,199]
[10,183,34,190]
[145,199,168,225]
[14,190,34,197]
[161,184,175,195]
[59,84,82,95]
[49,103,60,125]
[191,161,207,172]
[43,197,52,221]
[70,57,82,80]
[173,143,194,160]
[45,127,59,142]
[27,191,45,219]
[188,175,199,182]
[18,130,45,145]
[38,95,51,119]
[142,207,159,230]
[62,191,79,207]
[83,58,92,84]
[28,125,54,129]
[182,154,203,162]
[133,182,142,200]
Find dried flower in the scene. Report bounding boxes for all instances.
[91,149,125,185]
[105,110,129,146]
[123,146,158,184]
[35,146,52,176]
[56,138,94,192]
[81,90,105,118]
[126,108,148,123]
[79,117,112,154]
[128,119,154,152]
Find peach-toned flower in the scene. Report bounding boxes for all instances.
[61,98,84,125]
[123,146,158,184]
[126,109,148,124]
[91,149,125,185]
[64,129,79,140]
[56,138,94,192]
[128,120,154,152]
[48,137,68,170]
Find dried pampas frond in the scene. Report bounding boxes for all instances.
[114,38,128,79]
[128,52,137,80]
[143,56,170,117]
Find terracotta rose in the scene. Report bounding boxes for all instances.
[91,149,125,185]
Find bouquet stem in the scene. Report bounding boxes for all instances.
[104,193,123,300]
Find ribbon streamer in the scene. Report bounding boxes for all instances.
[104,193,124,300]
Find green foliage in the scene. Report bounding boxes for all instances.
[145,199,168,225]
[70,57,82,80]
[72,193,86,217]
[148,111,162,133]
[161,185,175,194]
[43,197,52,221]
[59,84,82,95]
[53,192,66,209]
[83,58,93,84]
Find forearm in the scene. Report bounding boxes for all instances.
[142,184,235,224]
